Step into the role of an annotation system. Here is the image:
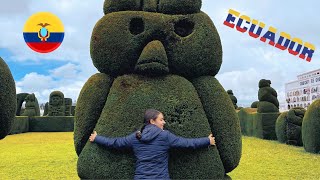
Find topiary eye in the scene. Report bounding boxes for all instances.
[174,19,194,37]
[129,17,144,35]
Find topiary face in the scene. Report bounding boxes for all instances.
[91,0,222,78]
[49,91,64,106]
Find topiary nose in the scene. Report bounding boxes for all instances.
[134,40,169,76]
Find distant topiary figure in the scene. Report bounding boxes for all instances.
[0,57,16,140]
[48,91,65,116]
[75,0,241,179]
[251,101,259,108]
[64,98,72,116]
[286,107,305,146]
[257,79,279,113]
[302,99,320,153]
[22,93,40,117]
[43,102,49,116]
[275,111,288,143]
[227,90,238,109]
[16,93,29,116]
[71,105,76,116]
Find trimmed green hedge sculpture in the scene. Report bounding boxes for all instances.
[275,111,289,143]
[0,57,16,140]
[251,101,259,108]
[227,90,238,109]
[21,93,40,117]
[64,98,72,116]
[302,99,320,153]
[48,91,65,116]
[16,93,29,116]
[257,79,279,113]
[75,0,241,179]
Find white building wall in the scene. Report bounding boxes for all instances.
[285,69,320,110]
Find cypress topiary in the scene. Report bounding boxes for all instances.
[75,0,241,179]
[0,57,16,140]
[251,101,259,108]
[43,102,49,116]
[48,91,65,116]
[227,90,238,109]
[257,79,279,113]
[64,98,72,116]
[275,111,288,143]
[302,99,320,153]
[21,93,40,117]
[16,93,29,116]
[286,107,305,146]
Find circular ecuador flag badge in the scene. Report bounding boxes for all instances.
[23,12,64,53]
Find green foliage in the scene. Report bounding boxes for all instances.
[227,90,238,109]
[0,57,16,140]
[16,93,29,116]
[191,76,241,174]
[254,113,279,140]
[74,73,113,156]
[302,99,320,153]
[9,116,29,134]
[237,108,256,136]
[158,0,202,14]
[286,107,305,146]
[48,91,65,116]
[257,79,279,113]
[257,101,279,113]
[43,102,48,116]
[251,101,259,108]
[77,75,240,179]
[29,117,74,132]
[22,93,40,117]
[91,11,222,78]
[64,98,72,116]
[103,0,201,15]
[275,111,288,143]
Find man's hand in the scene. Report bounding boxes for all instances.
[89,131,97,142]
[208,134,215,146]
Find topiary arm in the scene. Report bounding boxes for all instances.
[74,73,113,156]
[191,76,242,173]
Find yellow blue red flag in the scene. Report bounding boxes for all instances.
[23,12,64,53]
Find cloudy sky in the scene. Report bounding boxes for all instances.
[0,0,319,107]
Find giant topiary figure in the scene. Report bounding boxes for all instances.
[22,93,40,117]
[302,99,320,153]
[74,0,241,179]
[0,57,16,139]
[275,111,289,143]
[227,90,238,109]
[257,79,279,113]
[48,91,65,116]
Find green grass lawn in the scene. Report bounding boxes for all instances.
[0,133,319,179]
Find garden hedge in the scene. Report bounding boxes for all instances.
[302,99,320,153]
[237,108,256,136]
[254,113,279,140]
[9,116,29,134]
[29,116,74,132]
[0,57,16,139]
[16,93,29,116]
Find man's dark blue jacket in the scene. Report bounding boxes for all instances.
[94,124,210,180]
